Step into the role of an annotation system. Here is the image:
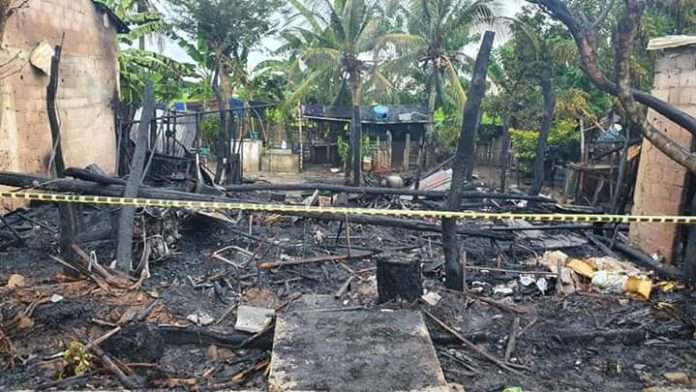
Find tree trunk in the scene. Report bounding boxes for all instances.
[611,125,631,213]
[532,0,696,174]
[442,31,495,291]
[212,58,225,183]
[349,70,362,186]
[115,81,154,272]
[530,68,556,196]
[416,69,440,189]
[136,0,146,50]
[220,62,240,184]
[499,119,511,192]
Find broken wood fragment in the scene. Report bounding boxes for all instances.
[334,276,354,299]
[258,251,373,270]
[89,343,142,389]
[422,308,525,375]
[504,317,520,362]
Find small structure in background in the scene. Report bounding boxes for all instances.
[120,99,276,185]
[302,104,429,173]
[563,112,635,206]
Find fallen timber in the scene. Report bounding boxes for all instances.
[596,236,683,280]
[66,166,553,205]
[0,172,510,240]
[222,182,555,202]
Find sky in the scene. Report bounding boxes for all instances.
[153,0,526,72]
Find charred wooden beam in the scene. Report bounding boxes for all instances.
[46,39,81,271]
[116,82,154,272]
[443,31,495,291]
[301,212,512,240]
[258,250,373,270]
[596,236,683,280]
[223,182,554,202]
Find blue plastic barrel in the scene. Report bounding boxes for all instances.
[373,105,389,121]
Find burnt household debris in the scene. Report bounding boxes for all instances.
[2,1,696,392]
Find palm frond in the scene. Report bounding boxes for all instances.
[374,33,427,53]
[302,47,343,66]
[288,0,325,32]
[443,56,467,109]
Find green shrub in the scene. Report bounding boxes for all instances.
[200,116,222,146]
[510,119,580,175]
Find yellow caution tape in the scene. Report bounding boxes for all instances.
[2,191,696,224]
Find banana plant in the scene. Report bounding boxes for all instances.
[96,0,192,105]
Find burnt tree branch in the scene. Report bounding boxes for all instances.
[529,0,696,171]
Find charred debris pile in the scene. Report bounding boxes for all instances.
[1,157,695,391]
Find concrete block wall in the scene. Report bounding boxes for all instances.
[0,0,119,182]
[630,44,696,263]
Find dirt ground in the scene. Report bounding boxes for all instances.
[1,189,696,391]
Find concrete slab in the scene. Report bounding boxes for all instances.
[269,310,449,392]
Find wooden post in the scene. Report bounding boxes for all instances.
[115,82,155,272]
[684,192,696,283]
[415,135,425,189]
[442,31,495,291]
[351,105,362,186]
[298,104,304,172]
[499,119,511,192]
[47,38,80,271]
[530,67,556,196]
[376,256,422,304]
[403,132,411,171]
[386,131,393,169]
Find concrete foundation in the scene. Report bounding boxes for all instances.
[262,149,300,174]
[269,310,448,392]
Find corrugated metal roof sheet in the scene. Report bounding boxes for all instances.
[647,35,696,51]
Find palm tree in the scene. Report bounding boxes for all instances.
[285,0,388,185]
[513,11,578,196]
[378,1,498,138]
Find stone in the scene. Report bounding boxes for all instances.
[6,274,25,288]
[187,311,214,326]
[269,310,448,392]
[663,372,691,385]
[234,305,275,333]
[29,41,54,75]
